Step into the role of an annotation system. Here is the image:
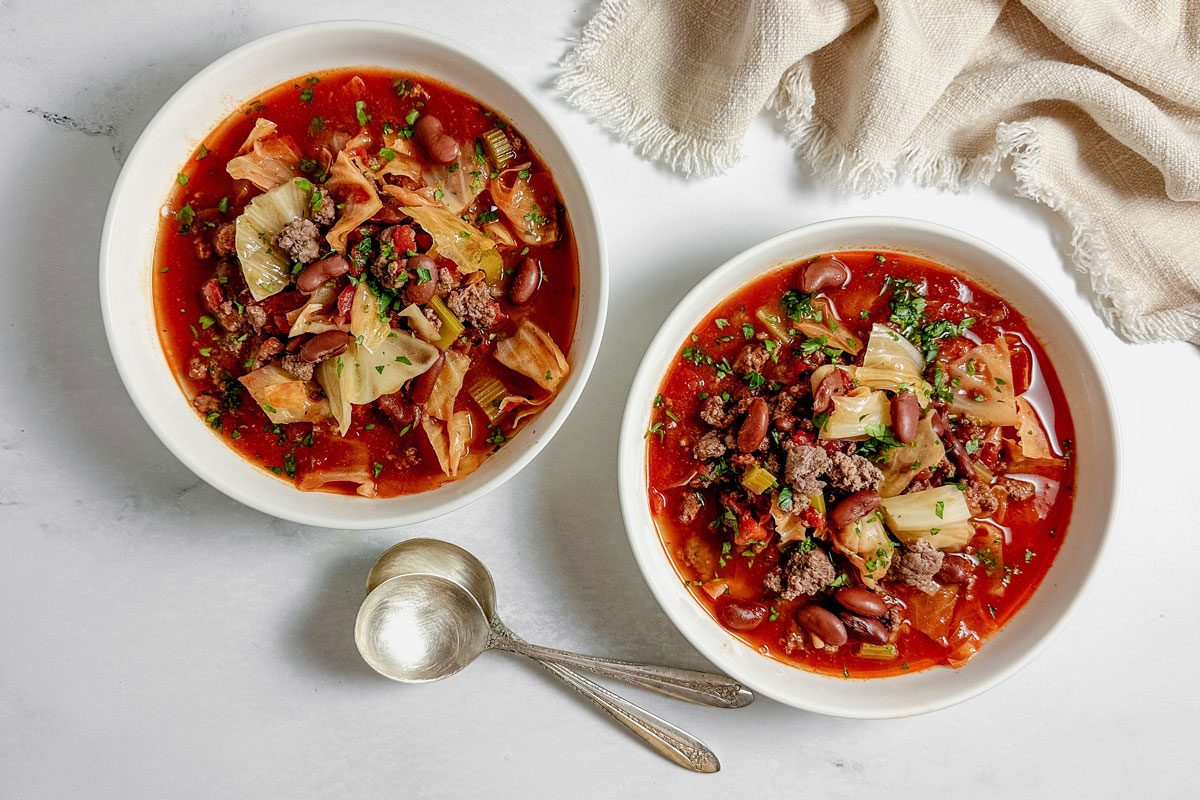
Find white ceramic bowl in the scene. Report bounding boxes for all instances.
[618,217,1118,718]
[100,22,607,529]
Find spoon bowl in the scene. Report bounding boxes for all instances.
[355,573,490,682]
[366,538,497,618]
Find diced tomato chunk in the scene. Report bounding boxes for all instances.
[199,279,223,314]
[336,284,356,321]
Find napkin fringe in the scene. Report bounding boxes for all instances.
[557,0,742,176]
[770,67,1200,343]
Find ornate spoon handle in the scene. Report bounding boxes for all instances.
[489,622,753,709]
[533,657,720,773]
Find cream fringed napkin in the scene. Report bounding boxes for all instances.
[558,0,1200,344]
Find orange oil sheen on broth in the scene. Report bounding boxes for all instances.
[153,68,579,496]
[646,252,1075,677]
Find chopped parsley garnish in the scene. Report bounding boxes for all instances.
[855,423,902,461]
[372,461,384,478]
[781,290,816,321]
[355,100,371,126]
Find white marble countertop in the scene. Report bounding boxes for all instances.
[2,2,1197,797]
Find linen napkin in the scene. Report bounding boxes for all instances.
[558,0,1200,344]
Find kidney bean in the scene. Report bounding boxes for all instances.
[812,368,851,413]
[414,115,460,163]
[408,352,445,405]
[737,398,769,453]
[891,391,919,444]
[936,554,974,584]
[298,330,352,363]
[401,255,438,306]
[378,391,419,431]
[509,257,541,305]
[839,613,890,645]
[716,598,769,631]
[835,587,888,618]
[297,254,351,293]
[795,605,848,647]
[797,254,850,294]
[828,488,882,529]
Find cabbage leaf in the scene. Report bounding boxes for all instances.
[425,350,471,421]
[325,151,382,254]
[832,511,893,588]
[401,204,503,282]
[819,387,889,440]
[238,364,330,425]
[234,178,309,301]
[315,284,440,435]
[944,339,1018,425]
[494,319,569,391]
[489,165,558,246]
[225,119,302,191]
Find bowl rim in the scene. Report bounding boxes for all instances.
[99,20,608,529]
[617,215,1120,717]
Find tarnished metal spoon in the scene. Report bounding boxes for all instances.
[355,572,720,773]
[365,538,753,708]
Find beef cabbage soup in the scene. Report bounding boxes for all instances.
[646,252,1075,677]
[154,68,579,497]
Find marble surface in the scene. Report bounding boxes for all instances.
[1,2,1196,797]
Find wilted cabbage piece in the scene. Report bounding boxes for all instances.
[226,119,302,191]
[325,151,382,253]
[395,302,440,343]
[421,410,475,477]
[234,178,309,301]
[425,350,470,422]
[793,317,862,356]
[316,284,440,435]
[880,485,973,551]
[238,364,330,424]
[856,324,931,405]
[286,285,343,337]
[878,414,945,497]
[401,204,503,282]
[376,135,423,183]
[820,387,889,440]
[490,165,558,246]
[769,493,808,544]
[296,437,376,497]
[945,339,1018,425]
[1014,396,1061,460]
[833,511,893,588]
[422,147,484,214]
[494,319,569,391]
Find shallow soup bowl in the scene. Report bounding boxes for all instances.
[617,217,1118,718]
[100,22,607,529]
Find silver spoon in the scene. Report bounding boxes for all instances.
[356,572,720,773]
[365,538,753,708]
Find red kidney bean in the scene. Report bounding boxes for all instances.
[936,554,974,584]
[737,398,769,453]
[891,391,919,444]
[509,257,541,305]
[298,330,352,363]
[716,598,769,631]
[812,368,851,413]
[414,115,460,163]
[408,352,445,405]
[839,613,889,645]
[297,254,351,293]
[401,255,438,306]
[795,605,848,647]
[797,254,850,294]
[828,489,882,529]
[834,587,888,618]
